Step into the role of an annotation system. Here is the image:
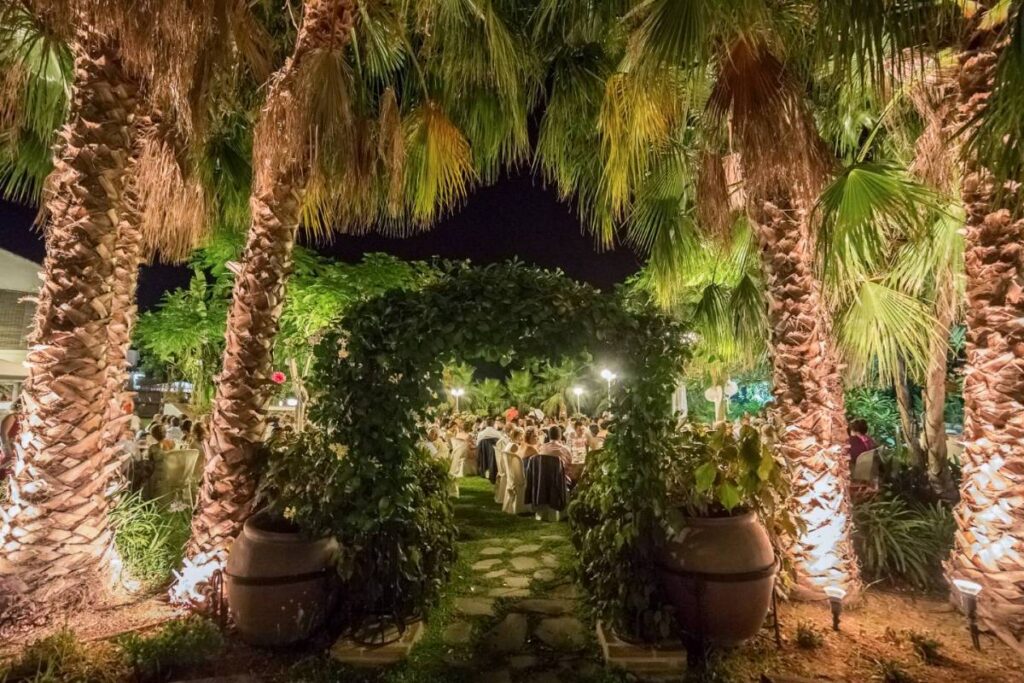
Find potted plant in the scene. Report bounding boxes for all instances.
[658,420,795,648]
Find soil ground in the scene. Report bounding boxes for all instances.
[3,477,1022,682]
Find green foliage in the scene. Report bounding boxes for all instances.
[873,657,915,683]
[906,630,943,665]
[473,378,507,415]
[261,432,456,623]
[135,245,436,408]
[663,421,796,535]
[795,621,824,650]
[845,387,900,447]
[0,629,123,682]
[852,496,955,590]
[116,617,223,682]
[109,491,192,587]
[267,262,687,638]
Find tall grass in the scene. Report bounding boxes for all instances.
[853,495,955,591]
[109,490,192,586]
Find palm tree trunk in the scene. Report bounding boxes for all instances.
[894,360,924,468]
[181,0,356,594]
[753,199,862,601]
[946,33,1024,654]
[0,32,139,624]
[102,129,146,472]
[922,289,956,499]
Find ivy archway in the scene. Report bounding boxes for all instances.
[266,262,690,630]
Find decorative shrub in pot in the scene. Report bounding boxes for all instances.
[225,509,338,646]
[659,421,794,647]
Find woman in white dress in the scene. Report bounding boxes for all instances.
[449,419,476,477]
[503,426,531,515]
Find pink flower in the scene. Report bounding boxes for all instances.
[271,371,287,384]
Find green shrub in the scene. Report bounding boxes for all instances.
[109,490,192,586]
[906,630,943,665]
[845,387,900,447]
[874,658,915,683]
[116,616,223,682]
[1,629,124,682]
[795,621,824,650]
[853,496,954,590]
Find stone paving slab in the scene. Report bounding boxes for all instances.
[484,569,509,579]
[472,558,504,571]
[535,617,587,652]
[442,621,473,645]
[503,576,531,588]
[485,613,528,654]
[540,554,559,568]
[533,568,556,582]
[480,547,506,556]
[488,587,531,598]
[454,597,496,616]
[511,598,574,616]
[511,543,542,554]
[510,556,540,571]
[331,621,424,665]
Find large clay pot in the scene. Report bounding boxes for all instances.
[226,511,339,646]
[657,511,776,647]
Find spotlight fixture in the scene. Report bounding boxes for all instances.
[953,579,983,650]
[824,585,847,631]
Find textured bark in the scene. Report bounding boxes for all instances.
[102,124,146,470]
[753,199,862,601]
[0,33,139,625]
[922,292,956,499]
[946,32,1024,653]
[185,0,356,570]
[894,362,924,468]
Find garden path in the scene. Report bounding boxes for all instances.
[378,476,616,683]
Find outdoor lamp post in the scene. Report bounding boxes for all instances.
[825,585,847,631]
[954,579,983,650]
[573,386,583,415]
[452,387,465,413]
[600,369,616,403]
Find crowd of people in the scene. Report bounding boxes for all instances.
[422,410,609,516]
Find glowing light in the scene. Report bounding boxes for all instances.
[169,552,225,608]
[285,397,299,407]
[600,369,616,381]
[573,387,583,396]
[824,585,847,600]
[953,579,983,597]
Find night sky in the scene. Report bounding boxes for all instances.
[0,169,642,311]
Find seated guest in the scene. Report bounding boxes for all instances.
[538,425,573,470]
[522,427,540,459]
[165,416,184,442]
[148,424,175,458]
[587,423,603,451]
[187,421,207,451]
[477,418,504,442]
[849,418,877,466]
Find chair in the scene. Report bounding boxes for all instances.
[453,439,475,477]
[493,445,509,504]
[525,454,567,522]
[850,447,881,500]
[503,452,531,515]
[476,438,498,483]
[146,449,201,503]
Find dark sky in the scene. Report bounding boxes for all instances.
[0,169,643,310]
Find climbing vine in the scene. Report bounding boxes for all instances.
[264,262,690,629]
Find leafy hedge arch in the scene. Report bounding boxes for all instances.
[269,262,689,629]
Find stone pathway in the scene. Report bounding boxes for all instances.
[435,478,604,682]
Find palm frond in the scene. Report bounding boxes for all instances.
[836,279,937,385]
[816,161,943,298]
[403,102,476,226]
[964,0,1024,213]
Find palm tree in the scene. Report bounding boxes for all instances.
[183,0,526,591]
[944,1,1024,652]
[505,368,537,411]
[184,0,361,588]
[0,0,228,623]
[538,358,589,418]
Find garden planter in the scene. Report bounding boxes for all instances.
[226,511,339,646]
[656,511,776,647]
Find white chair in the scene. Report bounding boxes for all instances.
[503,452,531,515]
[494,445,509,504]
[851,447,881,483]
[453,439,476,477]
[146,449,201,503]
